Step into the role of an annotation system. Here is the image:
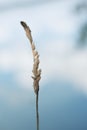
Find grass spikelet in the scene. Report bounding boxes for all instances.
[20,21,41,94]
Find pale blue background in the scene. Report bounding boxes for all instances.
[0,0,87,130]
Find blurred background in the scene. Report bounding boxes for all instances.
[0,0,87,129]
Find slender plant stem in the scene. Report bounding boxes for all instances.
[20,21,41,130]
[36,92,39,130]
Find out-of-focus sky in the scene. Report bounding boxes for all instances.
[0,0,87,91]
[0,0,87,129]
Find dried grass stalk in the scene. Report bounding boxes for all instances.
[20,21,41,130]
[20,21,41,95]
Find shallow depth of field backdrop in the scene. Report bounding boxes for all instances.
[0,0,87,130]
